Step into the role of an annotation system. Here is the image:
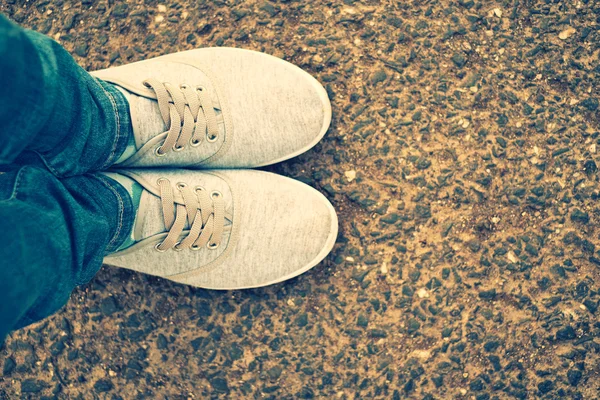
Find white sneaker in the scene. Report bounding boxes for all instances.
[102,169,338,289]
[92,48,332,168]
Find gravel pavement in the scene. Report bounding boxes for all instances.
[1,0,599,398]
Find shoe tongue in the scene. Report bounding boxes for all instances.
[133,189,168,241]
[122,88,168,148]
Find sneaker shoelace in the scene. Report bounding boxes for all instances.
[155,178,225,252]
[143,78,219,156]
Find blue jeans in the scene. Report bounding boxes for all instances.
[0,15,134,340]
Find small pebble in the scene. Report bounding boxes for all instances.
[559,27,576,40]
[344,170,356,182]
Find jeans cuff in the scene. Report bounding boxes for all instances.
[96,79,133,170]
[94,173,135,255]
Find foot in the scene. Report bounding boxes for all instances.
[101,169,338,289]
[91,48,331,169]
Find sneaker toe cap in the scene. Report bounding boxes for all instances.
[192,48,331,167]
[173,170,338,289]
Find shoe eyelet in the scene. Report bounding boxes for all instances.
[191,244,201,251]
[176,182,188,189]
[156,178,169,185]
[180,84,189,90]
[143,81,151,88]
[154,146,167,157]
[173,145,185,152]
[173,241,183,251]
[206,134,218,143]
[207,242,219,250]
[195,186,205,193]
[196,85,206,92]
[190,138,202,147]
[154,242,167,252]
[210,191,222,199]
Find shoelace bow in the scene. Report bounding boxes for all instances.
[155,178,225,252]
[143,78,219,156]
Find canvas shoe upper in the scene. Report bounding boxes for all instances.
[102,169,338,290]
[91,48,332,169]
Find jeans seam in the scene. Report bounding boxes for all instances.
[33,150,62,177]
[95,175,125,250]
[95,79,122,170]
[0,166,28,202]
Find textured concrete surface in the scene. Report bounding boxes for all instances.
[1,0,600,398]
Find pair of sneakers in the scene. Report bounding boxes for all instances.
[94,48,338,290]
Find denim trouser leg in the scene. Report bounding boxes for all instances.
[0,14,132,177]
[0,15,135,341]
[0,166,134,341]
